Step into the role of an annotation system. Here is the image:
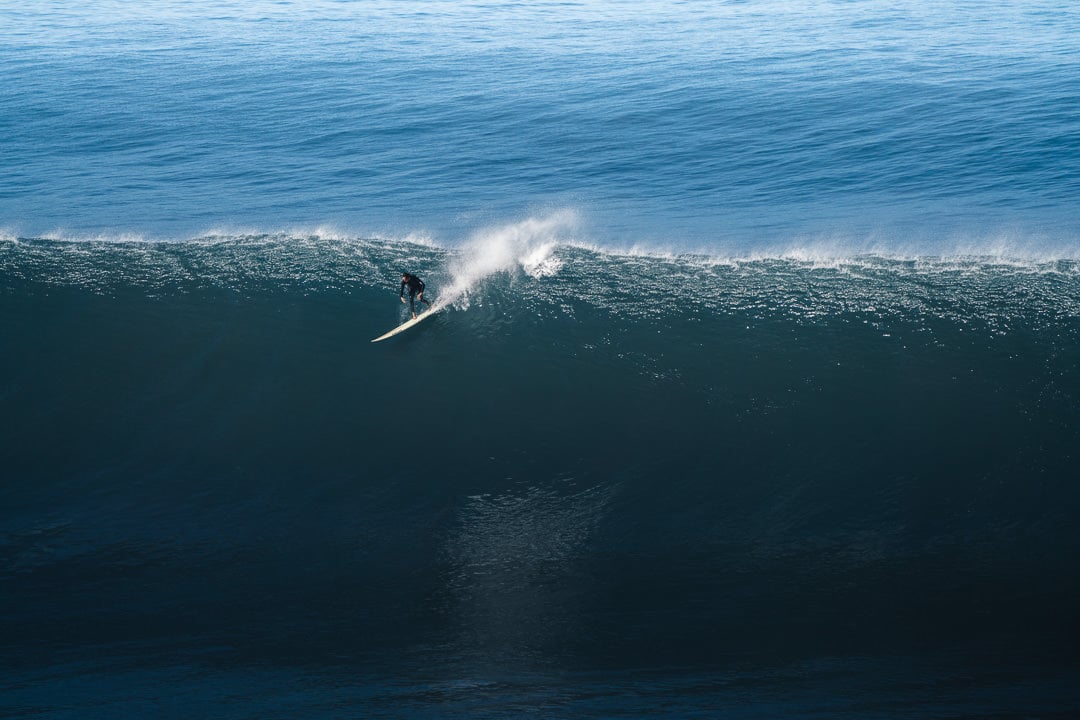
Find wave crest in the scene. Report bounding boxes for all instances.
[441,210,579,308]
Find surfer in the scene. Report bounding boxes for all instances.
[400,272,431,319]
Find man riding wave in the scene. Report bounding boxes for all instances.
[399,272,431,319]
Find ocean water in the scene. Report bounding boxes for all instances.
[3,1,1080,718]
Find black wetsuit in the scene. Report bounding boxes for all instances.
[400,274,430,314]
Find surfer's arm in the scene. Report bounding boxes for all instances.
[400,281,406,298]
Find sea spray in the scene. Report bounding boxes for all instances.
[440,211,579,308]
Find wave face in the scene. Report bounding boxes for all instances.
[3,231,1079,710]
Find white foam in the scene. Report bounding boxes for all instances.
[565,228,1080,270]
[520,241,564,279]
[13,219,1078,278]
[39,229,154,244]
[440,210,579,306]
[195,224,379,245]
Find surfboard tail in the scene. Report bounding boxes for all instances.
[371,303,445,342]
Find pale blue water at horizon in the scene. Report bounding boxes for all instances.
[3,0,1079,254]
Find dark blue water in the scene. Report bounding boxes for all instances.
[3,1,1080,717]
[3,235,1079,716]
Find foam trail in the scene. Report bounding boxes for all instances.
[440,210,578,308]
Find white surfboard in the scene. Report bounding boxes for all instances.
[371,302,446,342]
